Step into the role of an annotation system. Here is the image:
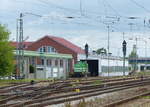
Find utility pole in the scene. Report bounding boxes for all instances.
[15,12,73,79]
[17,13,24,78]
[144,40,147,58]
[16,12,43,79]
[123,32,125,40]
[16,19,19,78]
[135,37,138,71]
[107,25,110,77]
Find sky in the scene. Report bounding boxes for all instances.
[1,0,150,57]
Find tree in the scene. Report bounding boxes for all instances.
[0,24,14,76]
[96,48,107,55]
[128,45,138,71]
[128,51,138,60]
[128,45,138,62]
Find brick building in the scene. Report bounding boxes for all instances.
[11,35,84,73]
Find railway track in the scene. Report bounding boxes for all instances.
[0,76,142,96]
[1,77,150,107]
[104,90,150,107]
[0,76,145,99]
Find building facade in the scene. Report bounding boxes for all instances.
[11,35,129,78]
[129,57,150,72]
[14,50,72,79]
[78,54,129,76]
[11,35,84,79]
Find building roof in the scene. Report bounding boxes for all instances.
[46,35,84,54]
[10,35,85,54]
[10,42,33,49]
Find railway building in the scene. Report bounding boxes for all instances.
[11,35,129,79]
[14,50,72,79]
[78,54,129,76]
[129,57,150,72]
[11,35,84,79]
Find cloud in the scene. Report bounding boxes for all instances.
[0,0,13,11]
[10,26,150,57]
[4,0,150,57]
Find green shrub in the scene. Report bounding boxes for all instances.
[29,65,35,73]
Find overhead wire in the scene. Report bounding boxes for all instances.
[16,0,150,35]
[80,0,84,16]
[129,0,150,13]
[36,0,108,27]
[14,0,105,28]
[38,0,120,22]
[102,0,121,17]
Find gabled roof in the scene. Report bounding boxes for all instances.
[10,42,33,49]
[46,35,85,54]
[10,35,85,54]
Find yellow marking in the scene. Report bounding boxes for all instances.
[75,89,80,92]
[76,80,79,83]
[72,84,76,87]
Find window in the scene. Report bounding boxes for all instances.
[41,59,44,65]
[47,59,52,66]
[146,66,150,70]
[51,47,55,52]
[55,60,58,66]
[48,46,51,53]
[43,46,46,52]
[38,46,57,53]
[39,48,42,52]
[60,60,63,67]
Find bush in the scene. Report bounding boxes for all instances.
[29,65,35,73]
[0,24,14,76]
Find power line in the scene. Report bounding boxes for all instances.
[15,0,150,34]
[38,0,121,21]
[102,0,121,17]
[36,0,108,26]
[80,0,84,16]
[130,0,150,13]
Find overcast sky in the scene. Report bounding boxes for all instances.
[1,0,150,57]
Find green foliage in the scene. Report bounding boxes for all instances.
[92,80,102,85]
[64,102,72,107]
[0,96,6,100]
[134,71,150,76]
[0,25,10,41]
[96,48,107,55]
[129,51,138,60]
[77,98,86,107]
[142,96,150,99]
[128,48,138,71]
[29,65,35,73]
[0,24,14,76]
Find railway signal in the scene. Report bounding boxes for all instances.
[85,43,88,59]
[85,43,89,77]
[122,40,127,76]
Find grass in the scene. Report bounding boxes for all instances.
[0,78,54,87]
[0,96,6,100]
[133,71,150,76]
[92,80,102,85]
[65,102,72,107]
[142,95,150,99]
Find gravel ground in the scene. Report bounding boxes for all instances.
[116,99,150,107]
[61,85,150,107]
